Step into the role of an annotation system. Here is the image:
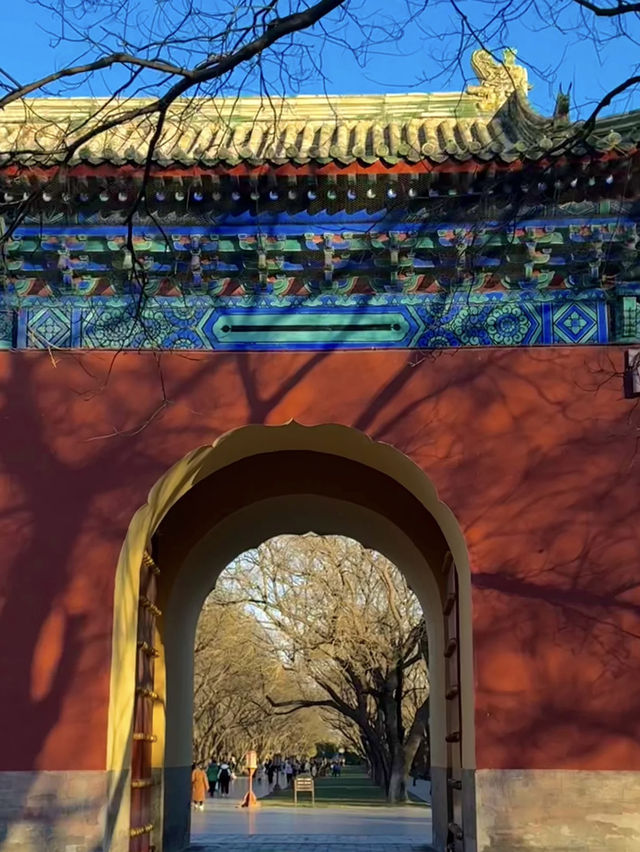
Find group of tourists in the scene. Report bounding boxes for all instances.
[330,758,343,777]
[191,757,235,809]
[262,755,344,785]
[191,752,346,808]
[261,756,311,786]
[206,757,235,797]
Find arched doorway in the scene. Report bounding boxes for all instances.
[105,423,475,852]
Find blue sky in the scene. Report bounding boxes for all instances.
[2,0,639,119]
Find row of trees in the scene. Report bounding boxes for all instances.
[194,535,430,802]
[193,599,331,763]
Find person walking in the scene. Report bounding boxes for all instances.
[206,758,219,797]
[191,762,208,811]
[218,759,231,797]
[284,759,293,787]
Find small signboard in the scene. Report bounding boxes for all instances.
[293,775,315,806]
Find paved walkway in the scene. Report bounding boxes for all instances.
[189,769,433,852]
[191,835,431,851]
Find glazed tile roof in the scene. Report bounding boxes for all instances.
[0,50,638,168]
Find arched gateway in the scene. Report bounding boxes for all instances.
[109,423,474,852]
[0,48,639,852]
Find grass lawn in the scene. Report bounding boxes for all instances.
[263,765,420,809]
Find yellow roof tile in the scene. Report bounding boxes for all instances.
[0,50,636,168]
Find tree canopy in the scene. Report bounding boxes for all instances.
[200,534,430,801]
[193,597,333,763]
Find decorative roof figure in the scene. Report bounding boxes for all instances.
[467,48,531,111]
[553,86,571,127]
[0,48,637,354]
[0,50,635,168]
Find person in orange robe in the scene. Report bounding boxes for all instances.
[191,762,208,810]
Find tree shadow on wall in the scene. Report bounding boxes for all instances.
[0,345,639,849]
[0,348,335,849]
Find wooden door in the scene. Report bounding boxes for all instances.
[129,550,161,852]
[442,551,465,852]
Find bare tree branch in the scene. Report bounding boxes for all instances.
[571,0,640,16]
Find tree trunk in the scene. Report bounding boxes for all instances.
[380,664,409,803]
[403,696,430,780]
[364,737,388,789]
[374,749,388,789]
[387,743,408,803]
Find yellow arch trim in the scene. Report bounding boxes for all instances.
[105,422,474,851]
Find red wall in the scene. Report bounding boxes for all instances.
[0,347,638,774]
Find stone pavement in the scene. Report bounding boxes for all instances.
[189,793,433,851]
[189,836,432,851]
[189,767,433,851]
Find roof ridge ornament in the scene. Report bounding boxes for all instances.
[467,48,531,112]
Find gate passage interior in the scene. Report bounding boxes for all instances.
[128,548,466,851]
[118,432,473,852]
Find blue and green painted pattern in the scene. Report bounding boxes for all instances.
[0,216,637,350]
[2,218,639,298]
[2,291,611,351]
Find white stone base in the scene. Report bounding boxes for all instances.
[1,767,638,852]
[474,768,640,852]
[0,770,111,852]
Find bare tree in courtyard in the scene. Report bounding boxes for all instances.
[193,597,332,762]
[215,535,430,802]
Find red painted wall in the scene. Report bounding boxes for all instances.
[0,348,638,774]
